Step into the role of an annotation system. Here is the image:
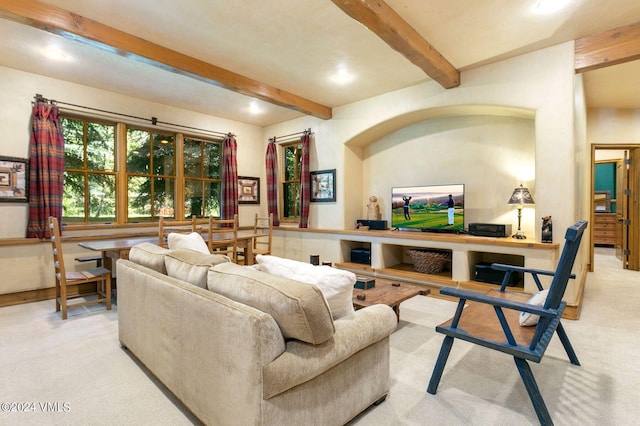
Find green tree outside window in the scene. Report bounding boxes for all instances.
[61,114,223,225]
[126,128,175,221]
[183,138,222,218]
[61,117,116,223]
[282,141,302,219]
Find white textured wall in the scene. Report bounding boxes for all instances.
[587,108,640,143]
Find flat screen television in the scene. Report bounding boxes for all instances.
[391,184,465,233]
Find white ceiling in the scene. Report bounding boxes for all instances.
[1,0,639,126]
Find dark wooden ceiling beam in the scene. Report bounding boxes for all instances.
[330,0,459,89]
[0,0,332,119]
[575,21,640,73]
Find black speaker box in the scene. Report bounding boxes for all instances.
[350,249,371,265]
[469,223,512,238]
[356,219,388,230]
[475,262,521,286]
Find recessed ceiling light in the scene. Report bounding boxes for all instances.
[42,46,68,61]
[329,66,354,85]
[248,100,262,114]
[532,0,570,14]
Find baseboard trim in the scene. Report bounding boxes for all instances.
[563,262,589,320]
[0,284,97,308]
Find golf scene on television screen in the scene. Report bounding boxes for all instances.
[392,184,464,231]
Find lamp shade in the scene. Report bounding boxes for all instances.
[508,184,535,205]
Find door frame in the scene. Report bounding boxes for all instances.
[590,144,637,271]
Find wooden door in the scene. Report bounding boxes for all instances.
[628,148,640,270]
[615,155,627,264]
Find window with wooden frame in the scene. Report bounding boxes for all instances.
[281,140,302,221]
[183,137,222,218]
[126,127,176,221]
[60,113,224,225]
[61,116,117,223]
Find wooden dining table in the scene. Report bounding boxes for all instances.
[78,236,156,273]
[78,233,259,271]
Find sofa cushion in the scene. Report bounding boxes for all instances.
[167,232,210,254]
[128,242,171,273]
[208,262,335,345]
[165,249,231,288]
[256,255,356,320]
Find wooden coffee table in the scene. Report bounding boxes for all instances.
[352,279,429,321]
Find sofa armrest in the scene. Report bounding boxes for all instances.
[262,304,397,399]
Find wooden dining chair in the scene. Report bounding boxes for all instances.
[49,217,112,320]
[252,213,273,258]
[158,215,198,248]
[236,213,273,265]
[427,220,587,426]
[208,214,238,262]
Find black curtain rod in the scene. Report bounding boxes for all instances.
[272,128,312,144]
[33,94,233,138]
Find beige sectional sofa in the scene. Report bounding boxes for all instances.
[117,243,398,426]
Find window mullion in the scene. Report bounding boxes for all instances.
[174,133,185,219]
[116,123,128,224]
[82,121,89,221]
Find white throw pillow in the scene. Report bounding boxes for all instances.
[256,255,356,320]
[519,289,549,326]
[167,232,209,254]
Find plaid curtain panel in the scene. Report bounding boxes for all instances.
[26,101,64,239]
[265,140,280,226]
[298,131,310,228]
[221,134,238,221]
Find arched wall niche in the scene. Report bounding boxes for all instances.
[342,104,537,232]
[345,104,534,150]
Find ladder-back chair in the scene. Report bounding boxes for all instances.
[427,220,587,426]
[237,213,274,265]
[252,213,273,260]
[158,215,198,248]
[208,214,238,262]
[49,217,112,320]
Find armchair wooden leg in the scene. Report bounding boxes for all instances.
[427,335,454,394]
[555,323,580,366]
[514,357,553,426]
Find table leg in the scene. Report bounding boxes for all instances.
[245,241,254,265]
[104,249,128,297]
[392,304,400,321]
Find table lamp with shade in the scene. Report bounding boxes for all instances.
[508,184,535,239]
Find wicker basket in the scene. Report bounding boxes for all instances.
[408,249,451,274]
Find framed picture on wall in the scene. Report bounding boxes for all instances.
[238,176,260,204]
[0,156,29,203]
[310,169,336,202]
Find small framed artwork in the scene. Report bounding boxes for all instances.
[0,156,29,203]
[238,176,260,204]
[310,169,336,202]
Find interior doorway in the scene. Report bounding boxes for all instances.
[591,145,639,272]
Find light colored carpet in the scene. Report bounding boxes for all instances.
[1,249,638,425]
